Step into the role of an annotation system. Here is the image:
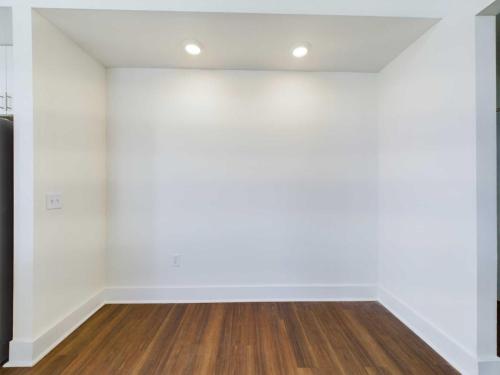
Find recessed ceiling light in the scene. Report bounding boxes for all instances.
[184,42,202,56]
[292,44,309,58]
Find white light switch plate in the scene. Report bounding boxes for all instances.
[46,193,63,210]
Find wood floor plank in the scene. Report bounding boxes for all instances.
[355,303,457,375]
[0,302,459,375]
[133,304,188,374]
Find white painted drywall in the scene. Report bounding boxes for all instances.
[5,0,499,372]
[9,4,36,359]
[378,4,498,374]
[35,9,438,73]
[0,0,451,18]
[107,68,378,289]
[0,7,12,45]
[475,14,498,373]
[32,11,106,338]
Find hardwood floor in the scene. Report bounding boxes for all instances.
[0,302,458,375]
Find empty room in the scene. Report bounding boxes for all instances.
[1,1,500,374]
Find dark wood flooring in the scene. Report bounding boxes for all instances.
[0,302,458,375]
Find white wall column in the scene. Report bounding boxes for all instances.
[475,13,500,375]
[9,2,35,365]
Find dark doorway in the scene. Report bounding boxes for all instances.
[0,116,13,365]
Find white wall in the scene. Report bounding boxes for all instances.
[107,69,378,292]
[474,14,497,375]
[0,0,458,367]
[0,8,12,45]
[32,11,106,338]
[378,5,497,374]
[5,0,499,372]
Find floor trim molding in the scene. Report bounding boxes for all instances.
[104,284,378,303]
[378,287,477,375]
[5,291,105,368]
[478,358,500,375]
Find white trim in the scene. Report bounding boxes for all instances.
[104,284,378,303]
[5,291,105,368]
[378,287,478,375]
[478,358,500,375]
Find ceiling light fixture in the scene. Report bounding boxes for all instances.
[292,44,309,58]
[184,41,202,56]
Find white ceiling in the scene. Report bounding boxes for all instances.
[37,9,438,72]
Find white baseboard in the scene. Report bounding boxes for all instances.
[479,358,500,375]
[378,287,478,375]
[104,284,378,303]
[5,290,105,368]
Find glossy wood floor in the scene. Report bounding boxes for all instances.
[0,302,458,375]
